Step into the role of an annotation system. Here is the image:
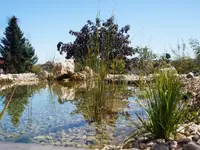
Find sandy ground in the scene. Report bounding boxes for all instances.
[0,142,89,150]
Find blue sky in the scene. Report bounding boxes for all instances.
[0,0,200,63]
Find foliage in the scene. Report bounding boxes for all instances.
[171,57,196,74]
[0,85,45,126]
[171,41,197,74]
[189,38,200,64]
[31,65,42,74]
[57,16,135,71]
[0,16,38,73]
[134,70,187,139]
[110,57,125,74]
[125,46,157,74]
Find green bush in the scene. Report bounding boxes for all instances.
[31,65,42,74]
[171,57,197,74]
[136,70,187,139]
[110,57,125,74]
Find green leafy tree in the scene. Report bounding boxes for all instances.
[189,38,200,63]
[0,16,38,73]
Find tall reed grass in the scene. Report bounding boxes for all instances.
[134,70,187,139]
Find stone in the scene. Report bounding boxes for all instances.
[71,72,86,81]
[192,135,200,142]
[147,141,156,147]
[156,139,166,143]
[178,139,192,146]
[152,144,169,150]
[186,72,194,79]
[37,70,49,80]
[185,131,190,136]
[33,136,53,142]
[83,66,95,78]
[175,133,187,140]
[52,59,74,79]
[0,73,39,82]
[140,143,147,149]
[122,139,139,149]
[183,142,200,150]
[168,141,177,149]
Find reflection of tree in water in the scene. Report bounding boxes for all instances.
[0,84,46,126]
[70,82,129,148]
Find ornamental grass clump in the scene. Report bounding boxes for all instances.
[136,70,187,139]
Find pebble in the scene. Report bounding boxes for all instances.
[183,142,200,150]
[152,144,169,150]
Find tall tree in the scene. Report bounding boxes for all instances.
[57,16,135,70]
[0,16,38,73]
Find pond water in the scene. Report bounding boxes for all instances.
[0,81,144,149]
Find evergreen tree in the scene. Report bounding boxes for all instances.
[0,16,38,73]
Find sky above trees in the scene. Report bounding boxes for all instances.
[0,0,199,63]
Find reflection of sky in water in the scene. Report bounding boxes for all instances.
[0,85,145,147]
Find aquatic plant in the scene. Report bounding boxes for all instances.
[128,70,187,140]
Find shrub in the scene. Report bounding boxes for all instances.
[110,57,125,74]
[171,57,197,74]
[31,65,42,74]
[135,70,187,139]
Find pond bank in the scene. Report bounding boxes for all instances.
[0,142,88,150]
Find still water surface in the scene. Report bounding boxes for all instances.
[0,82,144,149]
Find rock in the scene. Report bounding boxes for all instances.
[0,73,39,83]
[156,139,166,144]
[152,144,169,150]
[84,66,95,77]
[147,142,156,147]
[122,139,139,149]
[178,139,192,146]
[40,61,55,72]
[33,136,53,142]
[197,139,200,145]
[52,59,74,79]
[71,72,86,81]
[186,72,194,79]
[140,143,147,149]
[183,142,200,150]
[167,141,177,149]
[37,70,49,80]
[175,133,187,140]
[192,135,200,142]
[70,66,95,81]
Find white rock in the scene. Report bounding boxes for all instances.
[186,72,194,79]
[52,59,75,79]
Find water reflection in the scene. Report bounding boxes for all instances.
[0,84,46,126]
[0,81,141,148]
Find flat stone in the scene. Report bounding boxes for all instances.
[152,144,169,150]
[178,139,191,145]
[183,142,200,150]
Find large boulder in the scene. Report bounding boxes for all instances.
[186,72,194,79]
[40,61,55,72]
[37,70,50,80]
[70,66,95,81]
[52,59,75,80]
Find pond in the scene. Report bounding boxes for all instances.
[0,81,145,149]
